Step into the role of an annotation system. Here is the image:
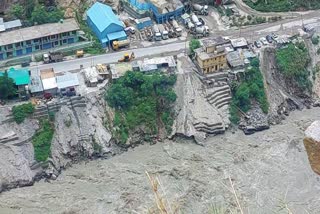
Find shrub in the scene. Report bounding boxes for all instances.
[312,36,320,45]
[12,103,35,124]
[32,120,54,162]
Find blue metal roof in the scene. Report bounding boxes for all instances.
[87,2,123,33]
[107,31,127,41]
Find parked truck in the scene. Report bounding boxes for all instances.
[171,20,182,37]
[193,26,210,38]
[152,25,162,41]
[43,52,63,64]
[158,24,169,40]
[193,4,208,15]
[112,39,130,50]
[187,21,195,30]
[191,14,202,27]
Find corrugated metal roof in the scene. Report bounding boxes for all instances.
[107,31,127,41]
[42,78,57,90]
[56,73,79,89]
[0,67,30,85]
[0,19,79,46]
[87,2,123,33]
[4,19,22,29]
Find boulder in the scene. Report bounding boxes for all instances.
[304,120,320,175]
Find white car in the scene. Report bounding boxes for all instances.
[260,37,269,46]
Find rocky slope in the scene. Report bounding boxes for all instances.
[0,89,116,192]
[0,108,319,213]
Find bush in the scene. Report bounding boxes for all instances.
[189,39,201,55]
[244,0,320,12]
[32,120,54,162]
[312,36,320,45]
[230,58,269,124]
[12,103,35,124]
[276,43,311,91]
[106,72,177,144]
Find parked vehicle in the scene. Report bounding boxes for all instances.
[112,39,130,50]
[43,52,63,64]
[260,37,269,45]
[254,41,262,48]
[266,35,273,43]
[158,24,169,40]
[60,87,76,97]
[171,20,182,37]
[118,52,135,62]
[271,33,278,39]
[191,14,202,27]
[193,4,208,15]
[152,25,162,41]
[125,26,136,34]
[193,26,209,38]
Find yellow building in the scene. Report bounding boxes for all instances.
[194,37,230,74]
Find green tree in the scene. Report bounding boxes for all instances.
[189,39,201,55]
[0,71,17,100]
[31,5,64,25]
[10,4,25,19]
[25,0,36,18]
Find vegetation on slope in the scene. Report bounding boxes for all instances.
[276,42,311,92]
[230,58,269,124]
[244,0,320,12]
[105,71,177,145]
[12,103,35,124]
[10,0,64,26]
[32,119,54,162]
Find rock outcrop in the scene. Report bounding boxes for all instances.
[0,89,114,192]
[304,120,320,175]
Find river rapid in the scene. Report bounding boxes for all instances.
[0,108,320,214]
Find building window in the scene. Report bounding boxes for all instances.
[62,39,67,44]
[26,40,32,45]
[50,35,56,39]
[7,51,13,58]
[62,32,68,37]
[7,44,13,50]
[34,38,40,43]
[15,42,21,48]
[55,41,59,46]
[35,45,40,50]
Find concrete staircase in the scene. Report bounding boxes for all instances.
[193,121,225,135]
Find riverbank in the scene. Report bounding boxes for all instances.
[0,107,320,213]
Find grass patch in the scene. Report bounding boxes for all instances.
[32,119,54,162]
[12,103,35,124]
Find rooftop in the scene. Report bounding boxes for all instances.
[230,37,248,48]
[0,19,79,46]
[87,2,123,33]
[0,67,30,85]
[226,51,244,68]
[195,47,226,61]
[202,37,230,48]
[0,18,22,32]
[149,0,183,14]
[56,72,79,89]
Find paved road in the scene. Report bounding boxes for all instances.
[30,9,320,73]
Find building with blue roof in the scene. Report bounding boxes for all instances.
[87,2,127,48]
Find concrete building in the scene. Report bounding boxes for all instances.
[87,2,127,48]
[40,68,58,94]
[230,37,248,50]
[126,0,184,23]
[194,37,230,74]
[0,67,30,96]
[132,56,176,72]
[0,19,80,60]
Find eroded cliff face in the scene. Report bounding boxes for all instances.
[0,90,116,192]
[304,120,320,175]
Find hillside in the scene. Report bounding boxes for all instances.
[244,0,320,12]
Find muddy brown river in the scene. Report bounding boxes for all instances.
[0,108,320,214]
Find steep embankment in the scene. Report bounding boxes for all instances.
[0,91,116,192]
[0,108,319,213]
